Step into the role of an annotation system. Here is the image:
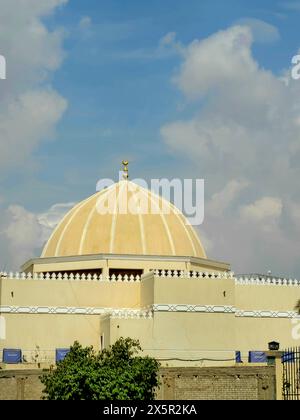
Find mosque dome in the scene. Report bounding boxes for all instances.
[41,180,207,259]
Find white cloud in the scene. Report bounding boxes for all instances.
[0,202,73,270]
[0,0,68,269]
[0,90,67,167]
[240,197,283,222]
[115,32,181,61]
[4,206,49,263]
[287,201,300,231]
[0,0,68,170]
[208,180,249,217]
[79,16,92,30]
[0,0,68,22]
[197,229,214,255]
[38,202,75,229]
[172,26,256,99]
[161,25,300,276]
[235,18,280,44]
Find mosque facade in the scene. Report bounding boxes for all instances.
[0,174,299,368]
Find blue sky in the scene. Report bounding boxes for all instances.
[0,0,300,275]
[2,0,298,200]
[34,0,299,205]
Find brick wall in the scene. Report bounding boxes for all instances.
[0,370,44,400]
[0,366,276,400]
[157,366,276,400]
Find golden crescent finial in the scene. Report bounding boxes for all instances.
[122,160,129,180]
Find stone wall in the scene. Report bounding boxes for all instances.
[0,365,276,400]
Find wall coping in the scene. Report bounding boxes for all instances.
[0,270,299,286]
[159,365,276,376]
[0,272,141,283]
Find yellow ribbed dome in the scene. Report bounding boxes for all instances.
[42,180,207,258]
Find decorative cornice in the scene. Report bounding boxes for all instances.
[0,305,106,315]
[0,304,299,320]
[0,305,152,318]
[105,309,152,319]
[151,304,300,319]
[152,304,235,314]
[21,254,229,272]
[235,310,300,319]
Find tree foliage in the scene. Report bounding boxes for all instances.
[41,338,160,400]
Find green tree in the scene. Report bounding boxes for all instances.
[41,338,160,400]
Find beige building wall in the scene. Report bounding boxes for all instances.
[235,282,300,355]
[3,313,100,353]
[0,271,299,368]
[236,283,299,311]
[0,277,140,309]
[236,318,298,355]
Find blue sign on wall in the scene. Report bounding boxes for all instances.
[248,351,267,363]
[56,348,70,363]
[3,349,22,364]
